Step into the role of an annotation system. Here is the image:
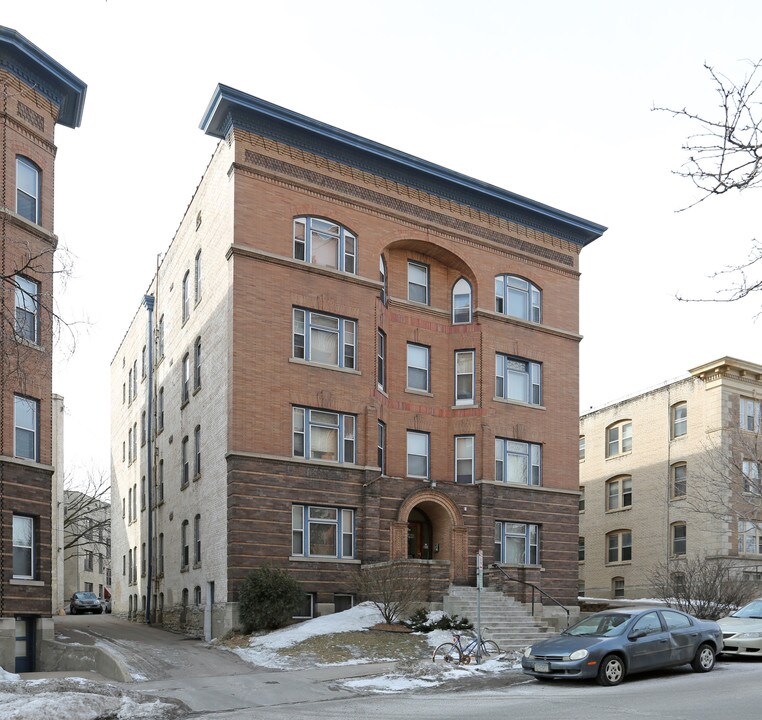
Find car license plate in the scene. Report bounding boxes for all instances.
[534,662,550,673]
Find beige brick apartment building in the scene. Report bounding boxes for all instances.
[111,84,606,635]
[0,27,85,671]
[579,357,762,600]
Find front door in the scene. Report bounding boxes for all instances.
[14,617,35,673]
[407,508,432,559]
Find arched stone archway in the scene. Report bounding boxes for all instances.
[391,489,469,582]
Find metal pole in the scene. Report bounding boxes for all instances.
[476,550,483,663]
[144,294,155,624]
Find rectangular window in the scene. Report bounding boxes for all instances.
[579,487,585,512]
[15,275,39,344]
[84,551,93,571]
[14,395,38,461]
[407,343,430,392]
[377,329,386,391]
[743,460,761,494]
[495,521,539,565]
[141,477,146,510]
[495,354,541,405]
[181,522,189,568]
[407,431,429,479]
[495,438,541,485]
[292,505,355,559]
[377,421,386,474]
[292,407,355,463]
[672,524,687,556]
[12,515,34,578]
[16,157,40,223]
[607,531,632,563]
[194,515,201,564]
[738,520,762,554]
[606,477,633,511]
[194,426,201,477]
[672,463,687,498]
[672,403,687,438]
[158,315,165,358]
[293,308,356,369]
[579,436,585,461]
[158,533,164,575]
[455,435,475,484]
[407,261,429,304]
[455,350,475,405]
[613,577,625,598]
[182,354,190,404]
[194,338,202,390]
[195,251,202,303]
[578,537,585,562]
[181,436,189,486]
[740,397,762,432]
[158,387,164,432]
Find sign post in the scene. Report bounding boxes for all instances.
[476,550,483,663]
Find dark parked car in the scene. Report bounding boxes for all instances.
[69,591,103,615]
[522,607,722,686]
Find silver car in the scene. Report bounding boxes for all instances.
[719,598,762,657]
[522,607,722,686]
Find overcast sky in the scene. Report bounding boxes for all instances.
[5,0,762,476]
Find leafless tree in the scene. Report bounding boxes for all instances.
[63,469,111,562]
[357,561,428,625]
[649,554,757,620]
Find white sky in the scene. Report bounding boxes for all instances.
[4,0,762,475]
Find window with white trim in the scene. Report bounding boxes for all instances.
[293,407,355,463]
[612,577,625,598]
[292,505,354,559]
[14,275,39,344]
[194,250,202,303]
[377,421,386,474]
[407,431,429,479]
[293,217,356,273]
[181,520,189,568]
[606,530,632,563]
[194,337,202,390]
[494,521,539,565]
[495,354,541,405]
[671,463,687,498]
[452,278,472,324]
[182,271,190,323]
[740,397,762,432]
[194,425,201,477]
[181,436,189,486]
[606,475,632,511]
[14,395,38,461]
[12,515,34,579]
[455,350,475,405]
[377,329,386,391]
[606,420,632,457]
[407,261,429,304]
[379,255,387,305]
[743,460,761,494]
[16,156,40,223]
[671,402,687,438]
[495,438,541,485]
[672,522,686,556]
[495,275,541,322]
[182,354,190,404]
[407,343,430,392]
[579,435,585,461]
[455,435,475,484]
[738,520,762,554]
[293,308,356,369]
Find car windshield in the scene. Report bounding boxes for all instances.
[76,592,98,600]
[563,613,630,637]
[732,599,762,618]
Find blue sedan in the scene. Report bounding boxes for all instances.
[522,607,722,686]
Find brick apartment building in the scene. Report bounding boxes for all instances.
[579,357,762,600]
[0,27,85,671]
[111,84,605,636]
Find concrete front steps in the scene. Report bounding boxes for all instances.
[442,585,557,652]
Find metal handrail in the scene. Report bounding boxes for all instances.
[490,563,570,627]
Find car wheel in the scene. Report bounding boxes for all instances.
[70,607,76,615]
[597,655,625,686]
[97,608,103,614]
[691,643,715,673]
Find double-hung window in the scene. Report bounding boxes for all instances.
[407,261,429,304]
[606,476,632,510]
[455,350,475,405]
[738,521,762,554]
[12,515,34,579]
[16,157,40,224]
[293,308,356,369]
[671,402,687,438]
[181,520,189,568]
[407,431,429,479]
[293,217,356,273]
[182,271,190,323]
[379,256,387,305]
[194,250,202,303]
[15,275,39,344]
[292,505,354,559]
[194,337,202,390]
[495,354,541,405]
[14,395,38,461]
[740,397,762,432]
[181,436,189,486]
[495,438,541,485]
[743,460,761,494]
[607,530,632,563]
[606,420,632,457]
[452,278,472,324]
[182,354,190,404]
[671,463,687,498]
[672,523,687,556]
[407,343,430,392]
[377,421,386,473]
[495,275,541,322]
[293,407,355,463]
[494,521,539,565]
[377,330,386,391]
[455,436,475,483]
[194,426,202,477]
[194,514,201,564]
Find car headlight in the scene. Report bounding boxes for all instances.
[523,646,534,658]
[735,632,762,639]
[568,649,589,661]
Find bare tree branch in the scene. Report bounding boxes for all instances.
[63,469,111,562]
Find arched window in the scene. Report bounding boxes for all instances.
[379,255,387,305]
[671,522,687,556]
[606,475,632,511]
[611,577,625,598]
[16,157,41,224]
[181,520,189,568]
[194,337,202,390]
[606,420,632,457]
[671,463,687,498]
[606,530,632,563]
[194,250,202,303]
[293,217,356,273]
[495,275,541,322]
[182,271,190,323]
[452,278,472,324]
[194,513,201,564]
[671,402,687,438]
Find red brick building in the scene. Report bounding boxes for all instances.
[0,27,85,671]
[112,84,604,633]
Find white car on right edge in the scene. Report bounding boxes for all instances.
[719,598,762,657]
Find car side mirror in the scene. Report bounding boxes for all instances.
[629,630,647,640]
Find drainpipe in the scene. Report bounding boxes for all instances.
[144,294,155,624]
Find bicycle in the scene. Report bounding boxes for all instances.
[432,632,501,665]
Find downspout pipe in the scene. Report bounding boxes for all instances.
[144,294,155,624]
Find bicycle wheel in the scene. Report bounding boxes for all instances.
[479,639,501,658]
[432,642,463,665]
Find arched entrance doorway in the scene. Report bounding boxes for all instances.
[407,507,433,559]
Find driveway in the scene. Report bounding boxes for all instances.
[53,614,398,714]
